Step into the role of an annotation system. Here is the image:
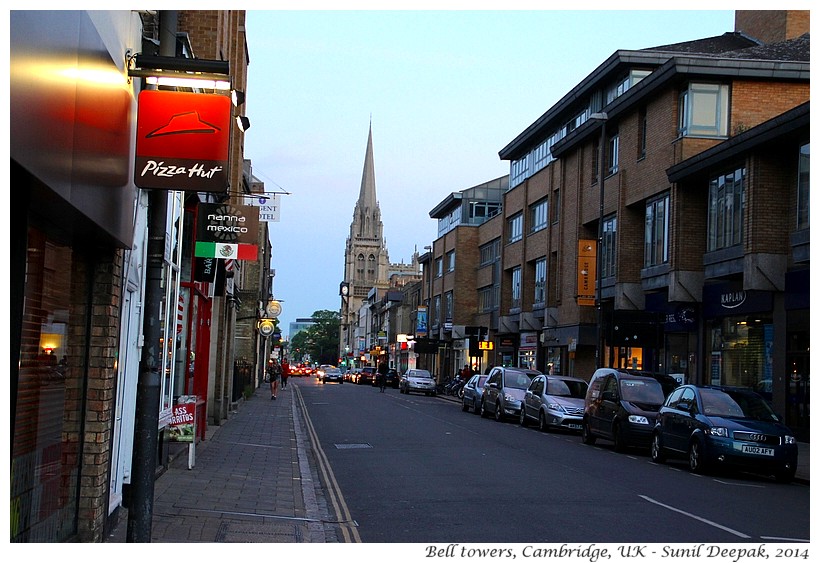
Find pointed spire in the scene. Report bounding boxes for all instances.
[357,122,377,212]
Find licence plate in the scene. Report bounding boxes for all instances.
[741,444,774,456]
[568,424,582,430]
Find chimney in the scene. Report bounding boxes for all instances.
[735,10,810,44]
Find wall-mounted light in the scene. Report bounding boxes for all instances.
[128,53,232,90]
[236,115,251,132]
[231,90,246,107]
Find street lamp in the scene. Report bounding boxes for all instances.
[589,111,608,369]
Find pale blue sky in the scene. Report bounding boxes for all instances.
[243,9,737,335]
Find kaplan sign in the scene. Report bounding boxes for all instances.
[135,90,231,192]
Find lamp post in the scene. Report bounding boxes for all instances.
[589,112,608,369]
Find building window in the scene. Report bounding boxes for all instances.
[608,133,619,175]
[435,257,443,278]
[508,213,523,244]
[707,167,745,252]
[480,239,500,266]
[645,194,670,267]
[551,189,560,224]
[534,257,547,305]
[679,82,729,138]
[797,143,809,230]
[469,201,501,223]
[530,198,548,233]
[511,266,522,309]
[433,295,441,327]
[510,155,530,189]
[444,291,453,322]
[478,286,499,313]
[601,215,617,279]
[446,250,455,272]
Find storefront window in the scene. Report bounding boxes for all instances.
[708,316,773,392]
[12,227,84,542]
[159,192,185,426]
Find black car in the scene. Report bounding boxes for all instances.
[650,385,798,482]
[384,368,400,388]
[582,368,667,451]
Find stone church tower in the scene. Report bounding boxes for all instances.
[340,126,391,342]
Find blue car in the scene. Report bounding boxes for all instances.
[650,385,798,483]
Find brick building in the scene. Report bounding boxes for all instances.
[10,9,262,542]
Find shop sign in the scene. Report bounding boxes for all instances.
[169,396,197,443]
[135,90,231,192]
[195,203,259,261]
[577,239,596,306]
[246,194,281,223]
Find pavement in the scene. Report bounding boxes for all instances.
[105,380,348,544]
[105,382,810,544]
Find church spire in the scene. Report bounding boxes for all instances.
[357,122,378,212]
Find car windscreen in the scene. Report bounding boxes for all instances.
[620,379,665,405]
[547,379,588,398]
[410,371,432,379]
[504,372,537,390]
[700,388,779,421]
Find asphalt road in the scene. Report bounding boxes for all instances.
[296,376,810,545]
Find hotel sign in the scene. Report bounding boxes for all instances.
[135,90,231,192]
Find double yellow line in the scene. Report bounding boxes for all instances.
[293,384,362,543]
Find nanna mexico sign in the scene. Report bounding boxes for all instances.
[195,203,259,261]
[135,90,231,192]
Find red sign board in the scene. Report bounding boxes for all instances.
[135,90,231,192]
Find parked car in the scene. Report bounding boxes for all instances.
[385,368,400,389]
[321,367,344,384]
[399,369,437,396]
[358,366,377,385]
[480,366,541,422]
[461,374,489,414]
[520,374,588,432]
[650,385,798,482]
[582,368,667,451]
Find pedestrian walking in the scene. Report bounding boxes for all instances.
[268,359,282,400]
[377,360,389,393]
[281,360,290,389]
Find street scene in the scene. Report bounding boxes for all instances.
[10,7,810,553]
[104,375,810,547]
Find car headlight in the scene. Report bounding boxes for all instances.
[784,435,796,445]
[504,394,519,404]
[546,402,565,413]
[707,427,729,438]
[627,415,650,425]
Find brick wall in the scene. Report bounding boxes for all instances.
[76,249,124,542]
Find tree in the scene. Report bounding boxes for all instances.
[290,310,340,365]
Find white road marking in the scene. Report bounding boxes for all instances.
[639,495,751,539]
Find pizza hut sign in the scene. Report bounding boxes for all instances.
[135,90,231,192]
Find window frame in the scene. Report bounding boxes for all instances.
[529,198,549,233]
[645,193,670,268]
[510,266,522,309]
[707,167,746,252]
[679,82,729,138]
[507,213,523,244]
[534,257,547,305]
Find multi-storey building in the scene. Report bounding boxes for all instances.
[11,9,260,542]
[422,176,508,379]
[490,10,808,435]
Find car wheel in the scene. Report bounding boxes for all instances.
[650,432,665,464]
[612,423,626,452]
[473,399,482,415]
[775,464,796,484]
[519,408,528,427]
[582,420,597,445]
[688,439,708,474]
[494,402,504,422]
[539,411,550,433]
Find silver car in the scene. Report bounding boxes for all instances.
[321,367,344,384]
[480,367,541,421]
[461,374,489,414]
[520,374,588,432]
[399,369,437,396]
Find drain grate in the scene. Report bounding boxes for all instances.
[334,443,373,450]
